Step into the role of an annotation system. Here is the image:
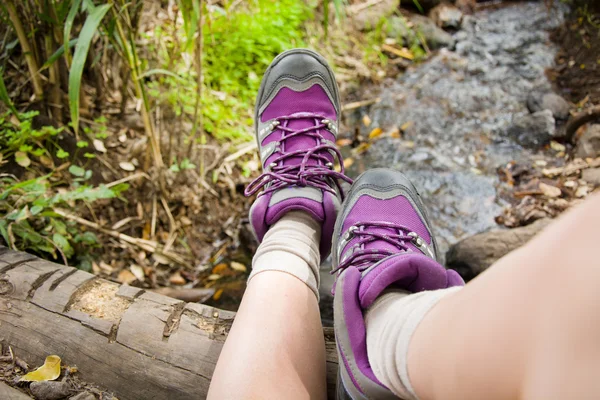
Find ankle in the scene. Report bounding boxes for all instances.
[249,211,322,300]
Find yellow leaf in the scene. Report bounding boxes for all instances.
[355,143,371,154]
[336,138,352,147]
[20,355,61,382]
[343,158,355,169]
[362,115,372,127]
[230,262,247,272]
[400,121,414,132]
[212,263,228,274]
[389,127,401,139]
[368,128,383,140]
[213,288,224,301]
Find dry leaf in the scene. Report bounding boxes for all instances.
[355,143,371,154]
[575,185,590,198]
[213,288,224,301]
[19,355,61,382]
[180,216,192,226]
[39,155,54,168]
[117,269,136,284]
[539,182,561,198]
[230,262,247,272]
[368,127,383,140]
[336,138,353,147]
[212,263,229,274]
[362,115,372,127]
[389,127,401,139]
[130,264,145,281]
[169,271,186,285]
[15,151,31,167]
[343,157,355,169]
[93,139,107,153]
[550,141,566,152]
[208,274,222,281]
[400,121,414,132]
[119,161,135,171]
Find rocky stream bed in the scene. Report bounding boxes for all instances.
[320,1,579,324]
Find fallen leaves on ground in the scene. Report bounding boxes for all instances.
[19,355,61,382]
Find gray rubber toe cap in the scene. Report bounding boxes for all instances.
[256,49,340,115]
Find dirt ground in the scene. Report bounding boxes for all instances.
[550,1,600,104]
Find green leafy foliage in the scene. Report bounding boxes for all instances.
[0,111,65,167]
[148,0,312,142]
[0,111,126,268]
[0,172,125,266]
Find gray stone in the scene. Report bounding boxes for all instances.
[30,381,73,400]
[411,15,456,49]
[428,3,463,29]
[387,15,454,49]
[351,0,399,31]
[527,91,571,120]
[446,218,552,280]
[576,124,600,159]
[509,110,556,147]
[582,168,600,186]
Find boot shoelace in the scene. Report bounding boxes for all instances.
[331,221,417,274]
[244,114,353,198]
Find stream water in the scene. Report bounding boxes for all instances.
[320,2,567,323]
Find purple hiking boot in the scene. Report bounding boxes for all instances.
[331,168,464,399]
[245,49,352,259]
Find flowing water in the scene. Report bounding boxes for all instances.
[320,2,567,323]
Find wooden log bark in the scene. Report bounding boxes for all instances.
[0,247,339,399]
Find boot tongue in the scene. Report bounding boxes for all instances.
[281,112,335,168]
[357,253,452,309]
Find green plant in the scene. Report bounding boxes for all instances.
[0,172,127,270]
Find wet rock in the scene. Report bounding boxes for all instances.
[30,381,73,400]
[69,392,96,400]
[446,218,552,280]
[411,15,456,49]
[527,91,570,120]
[582,168,600,186]
[351,0,399,31]
[429,3,463,29]
[509,110,556,147]
[575,124,600,158]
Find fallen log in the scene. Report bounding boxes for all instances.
[0,246,339,399]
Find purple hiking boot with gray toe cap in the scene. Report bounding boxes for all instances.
[245,49,352,259]
[332,169,465,399]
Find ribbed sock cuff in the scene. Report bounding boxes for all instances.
[249,211,321,300]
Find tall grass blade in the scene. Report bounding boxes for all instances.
[41,39,78,71]
[0,68,19,119]
[64,0,83,64]
[69,3,112,135]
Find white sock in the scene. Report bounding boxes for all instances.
[249,211,321,300]
[365,287,462,399]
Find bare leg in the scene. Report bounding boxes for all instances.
[208,212,326,400]
[408,192,600,400]
[208,272,326,400]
